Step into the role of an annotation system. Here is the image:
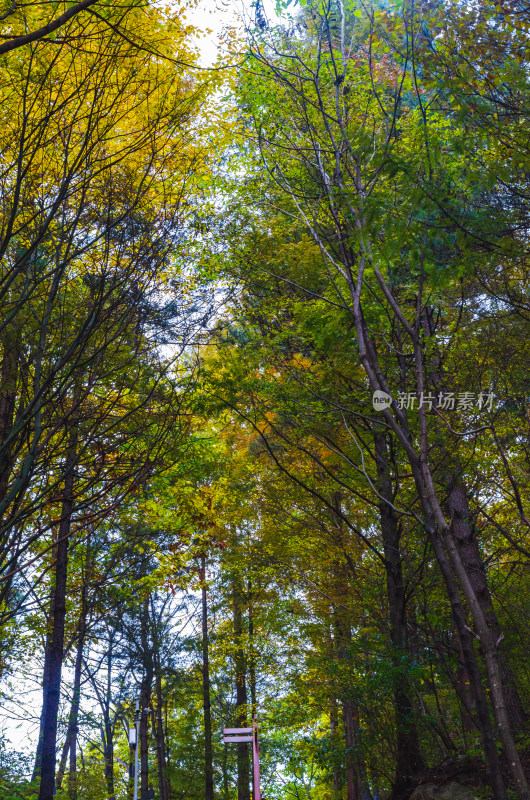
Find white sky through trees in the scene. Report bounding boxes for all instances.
[187,0,281,66]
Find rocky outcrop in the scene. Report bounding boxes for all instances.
[410,782,480,800]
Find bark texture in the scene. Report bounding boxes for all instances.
[374,433,425,794]
[38,438,76,800]
[233,573,250,800]
[201,556,214,800]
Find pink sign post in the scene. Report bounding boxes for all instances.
[223,718,261,800]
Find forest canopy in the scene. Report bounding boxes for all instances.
[0,1,528,800]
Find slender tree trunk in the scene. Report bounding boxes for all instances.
[446,478,526,732]
[201,556,215,800]
[360,305,522,797]
[248,579,257,716]
[453,634,476,735]
[329,498,372,800]
[38,436,77,800]
[422,308,526,735]
[407,430,527,797]
[56,537,90,798]
[425,520,507,800]
[56,737,70,796]
[0,329,19,630]
[33,636,52,781]
[331,609,372,800]
[57,617,85,798]
[139,595,153,800]
[0,324,20,504]
[440,520,529,799]
[103,642,115,800]
[343,226,526,794]
[330,697,342,800]
[340,675,372,800]
[222,743,229,800]
[154,672,169,800]
[342,698,360,800]
[149,595,169,800]
[233,573,250,800]
[38,508,71,800]
[352,702,373,800]
[164,698,171,799]
[374,433,424,795]
[139,687,150,798]
[103,718,115,800]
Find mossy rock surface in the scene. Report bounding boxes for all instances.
[410,782,480,800]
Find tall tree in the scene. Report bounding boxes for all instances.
[200,555,215,800]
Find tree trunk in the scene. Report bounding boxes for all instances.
[440,520,529,799]
[233,573,250,800]
[139,687,151,799]
[352,702,373,800]
[56,737,70,796]
[361,304,522,797]
[201,556,215,800]
[340,666,372,800]
[330,697,342,800]
[0,323,20,504]
[38,438,76,800]
[374,433,424,794]
[154,672,169,800]
[408,406,525,797]
[344,222,527,794]
[56,537,90,798]
[425,520,508,800]
[0,326,21,629]
[329,497,373,800]
[248,579,257,716]
[446,478,526,732]
[422,307,526,736]
[222,743,229,800]
[103,641,115,800]
[139,595,153,800]
[57,613,85,799]
[342,698,360,800]
[103,717,115,800]
[149,593,169,800]
[33,637,52,782]
[331,605,372,800]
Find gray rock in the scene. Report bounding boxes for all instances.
[410,782,480,800]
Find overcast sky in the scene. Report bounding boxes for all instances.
[186,0,283,66]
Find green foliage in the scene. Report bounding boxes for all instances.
[0,1,529,799]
